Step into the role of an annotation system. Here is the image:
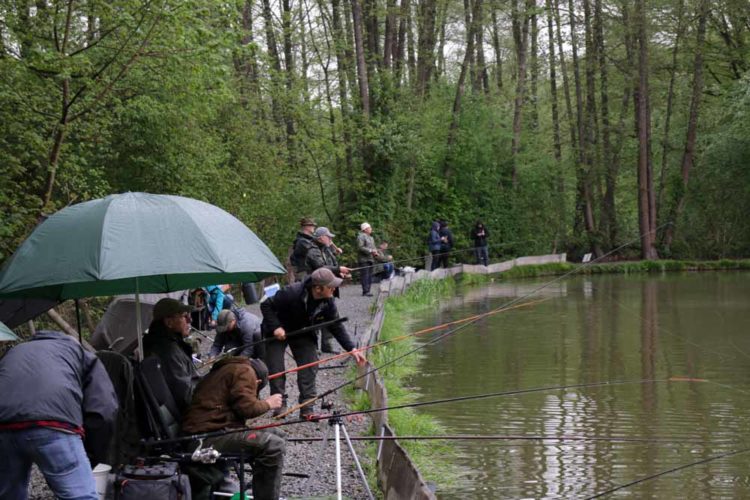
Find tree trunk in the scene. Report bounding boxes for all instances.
[407,2,416,85]
[582,0,602,256]
[261,0,285,131]
[529,10,539,128]
[436,1,449,79]
[384,0,397,68]
[351,0,371,116]
[445,0,482,180]
[282,0,296,142]
[510,0,532,187]
[491,7,503,91]
[416,0,437,96]
[635,0,658,259]
[474,0,489,94]
[546,0,564,250]
[595,0,616,249]
[656,0,685,219]
[662,0,708,250]
[554,0,577,158]
[464,0,478,92]
[394,0,410,86]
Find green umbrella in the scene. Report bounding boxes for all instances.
[0,192,284,357]
[0,320,19,342]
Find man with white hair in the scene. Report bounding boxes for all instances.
[356,222,378,297]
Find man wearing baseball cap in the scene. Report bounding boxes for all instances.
[261,268,366,418]
[289,217,317,282]
[143,298,200,413]
[209,308,262,359]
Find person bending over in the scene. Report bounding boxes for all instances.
[261,268,366,418]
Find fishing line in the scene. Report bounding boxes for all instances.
[279,223,672,417]
[287,434,706,445]
[146,377,696,447]
[584,446,750,499]
[269,297,548,381]
[274,297,545,418]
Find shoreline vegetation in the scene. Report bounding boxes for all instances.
[357,259,750,491]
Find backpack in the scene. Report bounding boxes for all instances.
[115,461,191,500]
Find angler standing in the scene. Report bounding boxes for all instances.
[0,331,118,499]
[261,268,366,418]
[356,222,378,297]
[289,217,317,282]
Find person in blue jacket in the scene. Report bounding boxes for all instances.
[0,331,118,500]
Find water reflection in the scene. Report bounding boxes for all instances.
[407,272,750,499]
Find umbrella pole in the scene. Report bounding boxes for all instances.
[75,299,82,344]
[135,278,144,361]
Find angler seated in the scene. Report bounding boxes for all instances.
[181,357,285,500]
[209,309,262,360]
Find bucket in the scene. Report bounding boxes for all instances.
[92,463,112,500]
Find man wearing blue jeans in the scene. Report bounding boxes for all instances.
[0,330,118,499]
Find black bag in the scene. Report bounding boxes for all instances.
[115,461,191,500]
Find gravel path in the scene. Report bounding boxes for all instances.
[29,282,380,499]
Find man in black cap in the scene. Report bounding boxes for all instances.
[209,308,262,359]
[289,217,317,282]
[305,226,351,353]
[143,297,200,413]
[261,268,366,418]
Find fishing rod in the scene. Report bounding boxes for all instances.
[584,446,750,499]
[280,222,672,417]
[144,376,695,447]
[269,297,548,382]
[288,434,706,445]
[197,317,348,369]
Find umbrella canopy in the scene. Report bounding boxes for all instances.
[0,192,284,300]
[0,320,19,342]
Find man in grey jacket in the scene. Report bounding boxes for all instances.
[356,222,378,296]
[0,330,118,500]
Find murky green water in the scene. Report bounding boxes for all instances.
[407,272,750,499]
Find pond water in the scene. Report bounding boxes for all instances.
[406,272,750,499]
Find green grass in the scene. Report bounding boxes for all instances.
[354,278,460,489]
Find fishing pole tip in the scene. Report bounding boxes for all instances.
[668,376,708,382]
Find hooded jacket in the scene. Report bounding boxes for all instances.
[260,278,355,352]
[181,357,269,433]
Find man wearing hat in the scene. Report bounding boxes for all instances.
[305,227,351,353]
[356,222,378,296]
[143,298,200,413]
[209,308,263,359]
[261,268,366,418]
[182,357,285,500]
[289,217,317,282]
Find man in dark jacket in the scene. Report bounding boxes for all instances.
[261,268,366,418]
[143,297,200,413]
[209,308,262,359]
[0,330,118,499]
[182,357,284,500]
[438,220,454,268]
[470,221,490,266]
[289,217,317,281]
[305,227,351,353]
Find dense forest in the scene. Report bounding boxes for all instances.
[1,0,748,265]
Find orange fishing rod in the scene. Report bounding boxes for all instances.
[268,296,549,381]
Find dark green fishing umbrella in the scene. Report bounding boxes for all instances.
[0,192,284,356]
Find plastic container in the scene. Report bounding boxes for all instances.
[92,463,112,500]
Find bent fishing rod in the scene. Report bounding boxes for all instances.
[280,222,673,417]
[197,317,348,369]
[144,376,696,447]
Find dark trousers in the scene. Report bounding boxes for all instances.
[360,263,373,294]
[265,334,318,404]
[430,251,442,270]
[474,246,489,266]
[438,251,451,268]
[203,429,286,500]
